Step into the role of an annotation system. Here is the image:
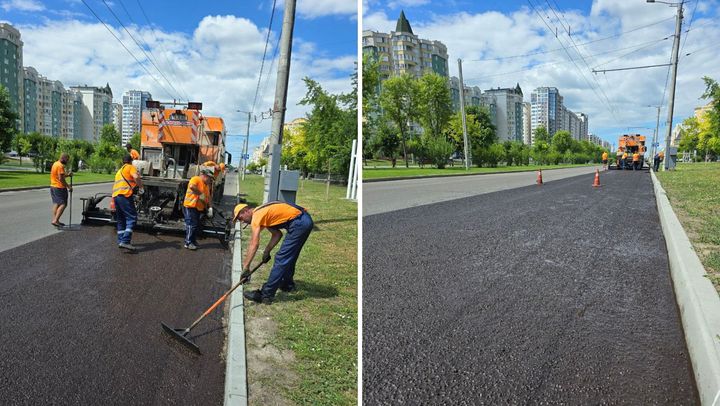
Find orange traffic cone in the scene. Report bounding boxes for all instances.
[592,169,601,187]
[536,168,543,185]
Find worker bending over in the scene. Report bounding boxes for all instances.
[632,152,640,171]
[233,201,314,305]
[182,169,214,250]
[126,143,140,161]
[112,155,143,251]
[50,153,73,227]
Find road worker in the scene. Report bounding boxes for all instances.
[203,160,221,179]
[219,162,226,174]
[615,149,623,170]
[621,151,628,170]
[632,151,640,171]
[182,168,214,250]
[50,153,73,227]
[126,143,140,161]
[233,201,314,305]
[658,150,665,170]
[601,151,609,171]
[112,155,143,251]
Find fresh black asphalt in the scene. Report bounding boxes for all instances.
[0,224,231,405]
[363,169,698,404]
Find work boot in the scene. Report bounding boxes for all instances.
[244,289,273,305]
[118,242,137,251]
[184,243,198,250]
[279,284,296,293]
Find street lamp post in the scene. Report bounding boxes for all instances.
[236,110,252,181]
[647,0,684,170]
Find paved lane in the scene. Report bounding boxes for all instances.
[363,169,697,404]
[363,166,599,216]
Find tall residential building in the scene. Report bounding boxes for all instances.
[62,89,79,139]
[0,23,23,129]
[121,90,151,145]
[578,113,589,141]
[37,77,64,137]
[362,11,449,80]
[71,84,113,142]
[449,77,497,125]
[22,66,38,133]
[484,84,524,143]
[530,87,563,142]
[522,102,532,145]
[112,102,123,137]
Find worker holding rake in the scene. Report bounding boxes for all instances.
[233,201,314,305]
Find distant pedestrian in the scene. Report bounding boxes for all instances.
[112,155,143,251]
[50,153,73,227]
[126,143,140,161]
[632,152,640,171]
[182,169,214,250]
[653,152,661,171]
[602,151,609,171]
[233,201,314,305]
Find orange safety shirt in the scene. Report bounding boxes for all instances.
[112,164,138,197]
[50,161,66,188]
[632,153,640,162]
[659,152,665,159]
[251,203,302,229]
[203,161,220,178]
[129,149,140,160]
[622,153,628,159]
[602,152,608,160]
[184,176,210,211]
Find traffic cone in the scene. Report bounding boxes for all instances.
[536,168,543,185]
[592,169,601,187]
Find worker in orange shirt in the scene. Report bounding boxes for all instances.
[621,151,628,170]
[601,151,609,171]
[233,201,314,304]
[112,155,144,251]
[632,151,640,171]
[658,150,665,171]
[50,153,73,227]
[182,169,214,250]
[219,162,226,174]
[202,160,221,179]
[126,143,140,161]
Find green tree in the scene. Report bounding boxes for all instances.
[552,130,573,154]
[700,76,720,159]
[417,73,452,139]
[12,133,32,166]
[0,85,19,161]
[466,105,497,149]
[445,111,482,153]
[100,123,121,146]
[129,132,141,151]
[379,73,418,167]
[372,120,401,167]
[678,116,700,153]
[533,126,550,145]
[362,53,382,165]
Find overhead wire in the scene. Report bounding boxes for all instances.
[79,0,175,98]
[251,0,278,116]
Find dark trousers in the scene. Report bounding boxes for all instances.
[633,161,640,170]
[114,195,136,244]
[262,212,314,298]
[183,207,201,246]
[653,158,660,171]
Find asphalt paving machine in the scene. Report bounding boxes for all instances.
[81,101,233,244]
[615,134,646,170]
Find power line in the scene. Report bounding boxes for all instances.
[470,15,675,62]
[133,0,191,102]
[79,0,175,98]
[679,0,699,54]
[251,0,278,115]
[592,36,670,69]
[101,0,183,101]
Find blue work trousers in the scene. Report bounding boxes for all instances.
[114,195,137,244]
[183,207,201,246]
[262,211,314,298]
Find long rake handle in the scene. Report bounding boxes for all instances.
[182,259,267,335]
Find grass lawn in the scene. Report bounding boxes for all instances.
[656,163,720,292]
[363,162,600,180]
[0,171,114,190]
[240,175,357,405]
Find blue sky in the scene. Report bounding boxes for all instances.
[364,0,720,147]
[1,0,357,159]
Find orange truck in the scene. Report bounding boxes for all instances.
[616,134,646,170]
[82,101,232,242]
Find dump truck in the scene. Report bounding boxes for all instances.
[81,101,233,243]
[615,134,646,170]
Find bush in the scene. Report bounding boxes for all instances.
[423,135,454,169]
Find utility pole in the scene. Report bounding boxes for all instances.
[458,59,470,170]
[662,0,683,171]
[264,0,296,202]
[242,111,251,181]
[649,105,661,164]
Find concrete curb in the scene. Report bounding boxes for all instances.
[0,180,113,193]
[363,165,597,183]
[651,170,720,405]
[224,221,248,406]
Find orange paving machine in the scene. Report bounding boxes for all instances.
[615,134,646,170]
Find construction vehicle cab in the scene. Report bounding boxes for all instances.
[81,100,232,243]
[616,134,646,170]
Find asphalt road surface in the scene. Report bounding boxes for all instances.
[0,181,112,253]
[0,175,240,405]
[363,166,599,216]
[363,169,697,404]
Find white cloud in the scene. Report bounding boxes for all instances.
[18,15,355,137]
[364,2,720,141]
[387,0,430,9]
[1,0,44,12]
[279,0,356,19]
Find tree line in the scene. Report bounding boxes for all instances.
[362,54,608,169]
[676,76,720,161]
